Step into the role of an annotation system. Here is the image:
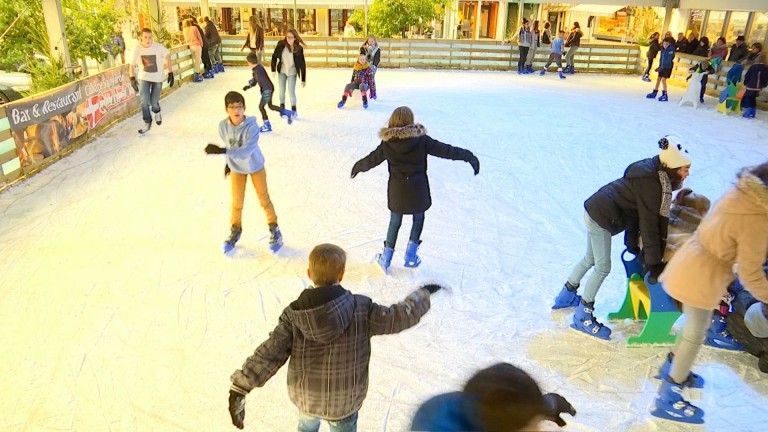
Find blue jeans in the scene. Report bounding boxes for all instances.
[278,73,297,107]
[139,80,162,123]
[298,412,358,432]
[669,304,711,384]
[567,211,612,304]
[386,212,425,249]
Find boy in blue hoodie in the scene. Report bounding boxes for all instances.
[646,37,676,101]
[204,91,282,253]
[242,53,295,132]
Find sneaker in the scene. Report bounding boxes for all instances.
[552,282,581,310]
[154,111,162,125]
[570,301,611,340]
[655,352,705,388]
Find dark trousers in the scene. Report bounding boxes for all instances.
[343,83,369,95]
[202,46,213,72]
[386,212,425,248]
[544,53,563,69]
[742,89,759,109]
[644,57,655,75]
[700,74,708,100]
[259,90,287,120]
[518,46,529,70]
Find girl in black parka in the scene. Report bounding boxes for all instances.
[643,32,661,82]
[350,106,480,273]
[552,136,692,341]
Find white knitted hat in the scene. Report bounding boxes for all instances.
[659,135,692,169]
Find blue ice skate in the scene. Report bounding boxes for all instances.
[376,244,394,273]
[705,312,744,351]
[539,68,546,75]
[646,89,658,98]
[658,91,669,101]
[223,226,242,254]
[650,378,705,424]
[743,107,756,118]
[260,119,272,133]
[558,68,566,79]
[404,240,422,268]
[571,301,611,340]
[552,282,581,310]
[655,352,705,388]
[269,225,283,253]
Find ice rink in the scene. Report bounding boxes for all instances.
[2,66,768,431]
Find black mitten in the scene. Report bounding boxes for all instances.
[350,161,363,179]
[468,154,480,175]
[228,390,246,429]
[224,164,231,178]
[542,393,576,427]
[421,284,442,294]
[130,77,139,93]
[648,262,666,284]
[205,143,226,154]
[167,72,174,87]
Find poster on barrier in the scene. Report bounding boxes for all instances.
[5,65,138,168]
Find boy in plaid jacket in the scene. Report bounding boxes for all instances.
[228,243,440,431]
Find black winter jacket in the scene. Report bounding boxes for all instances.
[271,40,307,83]
[647,38,661,59]
[204,22,222,45]
[745,63,768,91]
[728,43,749,62]
[584,157,670,266]
[351,124,475,214]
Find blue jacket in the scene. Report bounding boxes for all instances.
[218,116,265,174]
[411,392,484,431]
[659,45,676,69]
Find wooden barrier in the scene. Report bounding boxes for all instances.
[647,52,767,111]
[0,44,194,191]
[221,36,641,74]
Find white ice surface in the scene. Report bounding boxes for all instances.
[2,67,768,432]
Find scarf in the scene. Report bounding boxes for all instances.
[353,62,370,71]
[658,170,672,218]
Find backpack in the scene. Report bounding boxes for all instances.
[542,30,551,45]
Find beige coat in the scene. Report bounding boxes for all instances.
[661,172,768,310]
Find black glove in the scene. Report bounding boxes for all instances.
[130,77,139,93]
[228,390,245,429]
[648,262,666,285]
[542,393,576,427]
[468,154,480,175]
[167,72,174,87]
[242,85,250,92]
[627,246,641,256]
[205,143,226,154]
[224,163,231,178]
[350,161,363,179]
[421,284,442,294]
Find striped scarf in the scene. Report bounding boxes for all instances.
[658,170,672,218]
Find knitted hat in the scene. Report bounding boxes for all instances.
[659,135,692,169]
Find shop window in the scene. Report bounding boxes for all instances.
[298,9,316,34]
[704,10,726,42]
[727,11,749,40]
[688,9,704,38]
[329,9,353,36]
[751,12,768,45]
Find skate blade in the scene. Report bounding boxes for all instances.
[269,239,283,253]
[569,323,611,341]
[650,407,705,424]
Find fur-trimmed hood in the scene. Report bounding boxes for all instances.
[737,170,768,214]
[379,123,427,141]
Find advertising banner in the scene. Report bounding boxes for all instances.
[6,65,138,168]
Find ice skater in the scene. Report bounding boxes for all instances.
[129,28,173,134]
[271,29,306,118]
[203,91,282,253]
[411,363,576,431]
[642,32,660,82]
[646,37,676,101]
[553,136,692,341]
[337,53,376,109]
[350,106,480,272]
[242,53,295,132]
[228,243,439,431]
[650,162,768,424]
[539,29,566,79]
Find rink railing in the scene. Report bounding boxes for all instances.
[221,36,641,74]
[0,45,195,188]
[645,52,768,110]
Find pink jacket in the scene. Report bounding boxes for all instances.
[184,26,203,47]
[661,171,768,310]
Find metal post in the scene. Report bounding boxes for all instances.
[364,0,368,36]
[41,0,73,79]
[294,0,298,30]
